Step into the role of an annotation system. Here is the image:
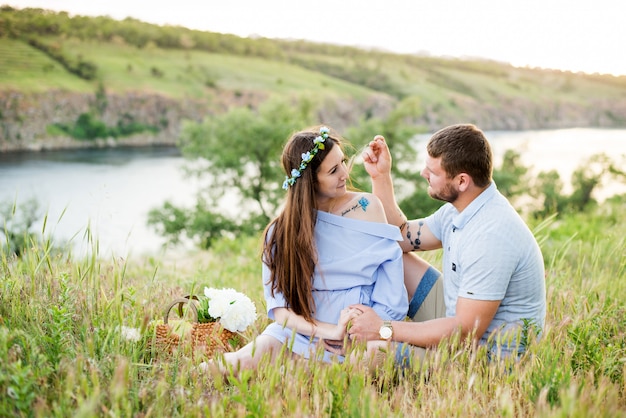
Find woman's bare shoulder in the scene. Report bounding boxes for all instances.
[339,192,387,223]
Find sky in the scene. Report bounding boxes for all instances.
[7,0,626,76]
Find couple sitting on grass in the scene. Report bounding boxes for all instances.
[208,123,546,375]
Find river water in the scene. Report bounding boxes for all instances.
[1,128,625,258]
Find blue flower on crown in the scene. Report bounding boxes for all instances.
[282,126,329,190]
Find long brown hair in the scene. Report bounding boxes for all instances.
[263,126,341,323]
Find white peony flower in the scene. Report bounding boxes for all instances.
[202,287,257,332]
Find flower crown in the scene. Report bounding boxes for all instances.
[282,126,329,190]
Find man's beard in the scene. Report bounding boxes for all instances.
[428,182,459,203]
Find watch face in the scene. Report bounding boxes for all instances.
[380,326,392,339]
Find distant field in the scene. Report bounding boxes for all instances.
[0,38,374,100]
[0,38,93,92]
[3,36,625,106]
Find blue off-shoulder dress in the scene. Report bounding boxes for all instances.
[261,210,408,363]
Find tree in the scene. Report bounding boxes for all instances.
[531,153,622,218]
[1,197,40,257]
[568,153,615,212]
[148,97,313,248]
[146,199,239,249]
[493,149,530,201]
[179,98,313,220]
[533,169,567,218]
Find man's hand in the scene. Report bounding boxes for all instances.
[346,304,384,342]
[361,135,393,180]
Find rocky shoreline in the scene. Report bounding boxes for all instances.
[2,89,626,154]
[7,131,178,153]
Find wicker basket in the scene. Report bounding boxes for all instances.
[150,296,239,359]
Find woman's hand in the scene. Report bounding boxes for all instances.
[321,307,362,355]
[327,307,361,340]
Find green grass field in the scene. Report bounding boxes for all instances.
[1,197,624,417]
[0,37,374,101]
[3,35,625,109]
[0,38,93,92]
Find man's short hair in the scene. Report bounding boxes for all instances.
[427,124,493,188]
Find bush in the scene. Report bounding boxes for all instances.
[51,112,160,140]
[0,197,40,257]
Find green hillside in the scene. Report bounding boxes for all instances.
[1,6,626,151]
[4,33,624,105]
[0,37,93,92]
[0,37,372,99]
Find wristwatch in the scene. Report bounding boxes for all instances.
[379,320,393,340]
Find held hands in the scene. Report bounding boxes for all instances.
[322,306,362,355]
[346,305,384,342]
[361,135,393,180]
[334,306,360,339]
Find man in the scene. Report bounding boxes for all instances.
[347,124,546,363]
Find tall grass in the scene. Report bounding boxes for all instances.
[1,200,625,417]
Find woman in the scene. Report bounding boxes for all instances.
[215,125,409,372]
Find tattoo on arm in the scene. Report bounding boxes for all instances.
[406,220,424,250]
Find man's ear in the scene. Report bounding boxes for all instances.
[457,173,472,192]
